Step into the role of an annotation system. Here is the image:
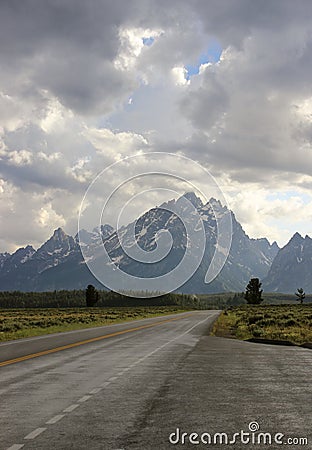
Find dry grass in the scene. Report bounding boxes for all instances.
[0,306,185,341]
[211,304,312,344]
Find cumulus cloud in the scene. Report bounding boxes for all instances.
[1,0,312,251]
[225,185,312,246]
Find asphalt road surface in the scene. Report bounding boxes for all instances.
[0,310,311,449]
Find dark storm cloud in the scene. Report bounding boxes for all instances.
[0,0,140,114]
[1,0,312,250]
[170,1,312,180]
[0,0,127,57]
[193,0,312,47]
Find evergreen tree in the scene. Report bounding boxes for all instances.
[295,288,305,304]
[86,284,98,307]
[244,278,263,305]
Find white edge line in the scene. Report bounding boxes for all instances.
[6,445,25,450]
[63,404,79,413]
[78,395,91,403]
[24,427,47,440]
[108,376,117,381]
[46,414,65,425]
[89,387,102,394]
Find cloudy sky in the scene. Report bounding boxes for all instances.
[1,0,312,252]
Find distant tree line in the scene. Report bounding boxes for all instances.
[197,292,246,309]
[0,290,85,308]
[0,289,201,309]
[1,284,309,309]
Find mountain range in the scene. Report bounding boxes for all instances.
[0,192,310,293]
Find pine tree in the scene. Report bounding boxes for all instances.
[244,278,263,305]
[86,284,98,307]
[295,288,305,304]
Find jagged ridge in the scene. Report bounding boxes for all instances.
[0,192,284,292]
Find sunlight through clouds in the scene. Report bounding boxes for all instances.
[0,1,312,250]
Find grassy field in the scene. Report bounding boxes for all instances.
[0,306,186,342]
[211,304,312,344]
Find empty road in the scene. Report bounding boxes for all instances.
[0,310,311,449]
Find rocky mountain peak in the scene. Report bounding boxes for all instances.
[263,231,312,293]
[288,232,304,245]
[100,224,114,239]
[37,228,77,259]
[208,197,222,208]
[76,224,114,247]
[2,245,35,269]
[52,227,67,242]
[271,241,279,250]
[14,245,35,258]
[179,192,203,209]
[0,192,310,293]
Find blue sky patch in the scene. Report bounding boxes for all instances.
[185,40,222,79]
[267,191,311,204]
[142,36,155,46]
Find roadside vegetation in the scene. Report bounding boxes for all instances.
[212,278,312,345]
[2,283,312,343]
[0,306,187,342]
[0,289,207,342]
[212,304,312,344]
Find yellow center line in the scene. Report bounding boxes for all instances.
[0,313,195,368]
